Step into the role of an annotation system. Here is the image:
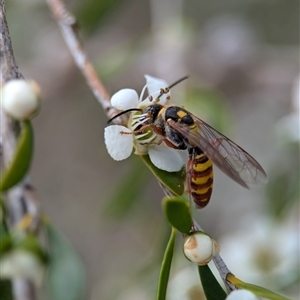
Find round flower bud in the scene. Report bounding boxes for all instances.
[183,231,220,266]
[0,249,45,286]
[1,79,41,120]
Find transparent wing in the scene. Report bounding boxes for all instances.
[168,117,267,188]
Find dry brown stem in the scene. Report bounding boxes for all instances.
[1,1,40,299]
[46,0,127,125]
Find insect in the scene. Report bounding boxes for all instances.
[138,103,267,208]
[108,78,267,208]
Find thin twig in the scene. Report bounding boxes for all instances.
[0,1,39,299]
[45,0,127,125]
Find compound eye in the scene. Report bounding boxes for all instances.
[141,106,151,114]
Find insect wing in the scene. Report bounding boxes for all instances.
[167,117,267,188]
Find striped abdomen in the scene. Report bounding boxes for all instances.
[188,147,213,208]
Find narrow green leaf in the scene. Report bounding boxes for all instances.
[0,280,13,300]
[0,234,13,255]
[0,197,9,239]
[140,155,185,196]
[0,206,13,300]
[198,265,227,300]
[162,196,192,235]
[0,121,34,191]
[45,221,86,300]
[18,235,49,264]
[156,227,176,300]
[227,274,292,300]
[0,197,6,220]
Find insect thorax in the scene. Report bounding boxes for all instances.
[165,106,194,126]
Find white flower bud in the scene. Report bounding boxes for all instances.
[0,249,45,286]
[183,232,219,265]
[226,290,261,300]
[1,79,41,120]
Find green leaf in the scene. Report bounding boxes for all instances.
[103,156,151,218]
[0,197,8,237]
[198,265,227,300]
[156,227,176,300]
[0,280,13,300]
[0,121,34,191]
[0,234,13,255]
[45,221,86,300]
[162,196,192,235]
[140,155,185,196]
[227,274,292,300]
[0,196,12,255]
[18,235,49,264]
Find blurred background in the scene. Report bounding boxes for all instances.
[6,0,299,299]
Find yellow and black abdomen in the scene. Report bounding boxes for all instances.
[189,147,214,208]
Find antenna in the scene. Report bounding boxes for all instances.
[157,75,189,99]
[107,108,142,124]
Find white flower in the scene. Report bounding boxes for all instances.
[219,217,299,289]
[226,290,261,300]
[104,75,185,172]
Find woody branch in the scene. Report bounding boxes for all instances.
[0,0,40,299]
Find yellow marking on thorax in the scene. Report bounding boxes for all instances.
[176,110,188,119]
[158,107,167,118]
[189,124,198,131]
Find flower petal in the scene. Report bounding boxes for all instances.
[144,74,168,95]
[148,146,184,172]
[104,125,133,161]
[110,89,139,110]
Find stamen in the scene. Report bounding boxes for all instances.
[139,84,148,102]
[131,114,149,127]
[131,118,150,130]
[139,136,156,144]
[135,131,152,139]
[132,113,147,120]
[136,133,157,143]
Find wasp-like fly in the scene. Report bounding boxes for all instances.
[138,104,267,208]
[108,77,267,208]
